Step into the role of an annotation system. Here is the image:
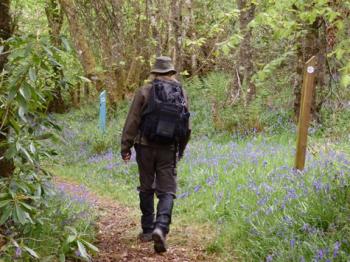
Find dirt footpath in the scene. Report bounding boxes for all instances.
[54,178,219,262]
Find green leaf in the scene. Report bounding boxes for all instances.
[23,246,40,259]
[9,118,20,133]
[341,74,350,87]
[0,206,12,225]
[35,184,42,197]
[0,193,8,199]
[18,106,27,122]
[30,143,36,154]
[66,226,78,236]
[19,83,32,100]
[29,68,37,82]
[43,46,53,56]
[19,145,34,164]
[67,235,76,243]
[78,76,91,83]
[8,87,17,100]
[0,200,11,208]
[15,204,27,224]
[20,201,33,211]
[81,240,99,253]
[77,241,89,259]
[61,37,71,52]
[17,93,28,121]
[59,253,66,262]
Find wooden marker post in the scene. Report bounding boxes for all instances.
[99,90,107,132]
[295,56,317,170]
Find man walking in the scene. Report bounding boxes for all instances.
[121,56,191,253]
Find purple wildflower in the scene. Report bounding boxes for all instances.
[215,191,224,203]
[206,176,216,186]
[257,196,268,206]
[333,241,340,258]
[177,192,189,199]
[285,188,298,200]
[302,223,310,232]
[265,206,273,215]
[316,249,324,260]
[15,247,22,258]
[313,179,322,192]
[266,254,273,262]
[290,238,295,248]
[194,185,201,192]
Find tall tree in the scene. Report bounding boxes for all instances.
[293,16,328,121]
[45,0,65,112]
[148,0,162,56]
[235,0,255,104]
[58,0,103,93]
[0,0,12,71]
[91,1,120,102]
[171,0,183,73]
[0,0,14,177]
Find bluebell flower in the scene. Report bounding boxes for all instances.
[313,179,323,192]
[177,192,189,199]
[257,196,268,206]
[290,238,295,248]
[194,185,201,193]
[15,247,22,258]
[333,241,340,258]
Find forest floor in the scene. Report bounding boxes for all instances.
[54,177,221,262]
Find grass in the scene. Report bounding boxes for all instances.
[50,98,350,261]
[49,72,350,261]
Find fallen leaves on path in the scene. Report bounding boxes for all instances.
[54,178,218,262]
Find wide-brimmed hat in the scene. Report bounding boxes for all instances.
[150,56,177,75]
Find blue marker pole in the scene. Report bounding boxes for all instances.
[99,90,107,132]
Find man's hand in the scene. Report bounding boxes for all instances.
[122,152,131,163]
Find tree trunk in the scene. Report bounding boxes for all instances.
[0,0,12,71]
[187,0,197,74]
[59,0,103,92]
[171,0,183,74]
[293,19,320,121]
[46,0,66,113]
[0,0,14,177]
[314,21,328,121]
[236,0,255,103]
[148,0,161,56]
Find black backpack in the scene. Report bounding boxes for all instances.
[140,79,190,144]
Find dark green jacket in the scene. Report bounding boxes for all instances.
[121,76,191,157]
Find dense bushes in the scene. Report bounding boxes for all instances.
[0,35,96,260]
[186,72,295,136]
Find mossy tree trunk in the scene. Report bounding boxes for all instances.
[0,0,14,177]
[46,0,66,113]
[236,0,256,104]
[59,0,104,98]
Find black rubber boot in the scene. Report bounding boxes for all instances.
[152,227,167,253]
[139,191,155,236]
[152,193,174,253]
